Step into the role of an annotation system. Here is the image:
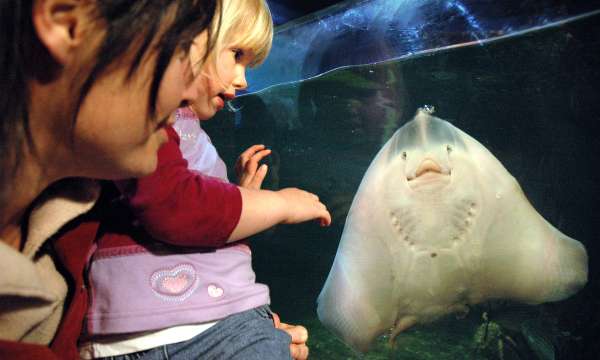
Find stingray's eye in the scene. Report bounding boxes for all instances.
[446,145,453,154]
[401,151,407,160]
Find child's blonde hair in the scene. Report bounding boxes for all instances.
[190,0,273,78]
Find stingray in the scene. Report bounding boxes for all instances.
[317,107,588,352]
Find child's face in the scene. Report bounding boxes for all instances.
[71,41,198,179]
[190,36,252,120]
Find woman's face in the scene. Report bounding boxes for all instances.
[189,33,252,120]
[71,42,199,179]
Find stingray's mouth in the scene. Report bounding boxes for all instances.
[407,159,450,182]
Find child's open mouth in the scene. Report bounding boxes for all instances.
[217,93,235,110]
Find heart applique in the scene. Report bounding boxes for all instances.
[150,264,199,302]
[162,274,189,293]
[207,284,224,298]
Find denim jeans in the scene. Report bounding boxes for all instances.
[103,306,292,360]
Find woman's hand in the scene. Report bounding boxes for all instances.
[235,144,271,189]
[271,312,309,360]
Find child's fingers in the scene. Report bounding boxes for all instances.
[236,145,265,174]
[239,164,268,190]
[304,192,331,226]
[243,156,260,178]
[249,148,271,163]
[317,203,332,226]
[244,149,271,176]
[320,211,332,227]
[242,144,266,156]
[244,149,271,174]
[249,164,268,189]
[238,144,266,166]
[307,195,331,226]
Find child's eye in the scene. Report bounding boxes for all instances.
[232,48,244,61]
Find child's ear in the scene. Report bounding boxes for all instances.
[32,0,88,65]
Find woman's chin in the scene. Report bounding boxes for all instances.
[121,148,160,179]
[128,158,158,178]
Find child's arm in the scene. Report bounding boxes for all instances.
[121,127,241,248]
[228,186,330,242]
[123,126,330,248]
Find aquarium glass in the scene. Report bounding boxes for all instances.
[204,0,600,358]
[247,0,600,93]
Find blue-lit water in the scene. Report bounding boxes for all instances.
[205,11,600,360]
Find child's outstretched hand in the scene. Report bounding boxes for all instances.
[228,146,331,242]
[278,188,332,227]
[235,144,271,190]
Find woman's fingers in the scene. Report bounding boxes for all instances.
[281,324,309,360]
[271,312,310,359]
[290,343,309,360]
[279,323,308,344]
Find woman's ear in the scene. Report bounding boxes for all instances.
[32,0,88,65]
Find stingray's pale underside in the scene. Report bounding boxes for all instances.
[317,108,588,352]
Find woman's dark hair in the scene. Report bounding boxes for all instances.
[0,0,218,208]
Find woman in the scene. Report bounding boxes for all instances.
[0,0,217,358]
[1,1,312,358]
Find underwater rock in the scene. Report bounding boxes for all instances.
[316,107,588,352]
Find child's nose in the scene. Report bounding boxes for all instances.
[233,68,248,90]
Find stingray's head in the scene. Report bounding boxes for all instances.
[389,107,465,189]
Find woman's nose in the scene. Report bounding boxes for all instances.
[181,80,200,104]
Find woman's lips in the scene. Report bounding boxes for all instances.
[155,116,170,131]
[157,127,169,145]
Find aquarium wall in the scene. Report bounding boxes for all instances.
[247,0,600,93]
[205,0,600,358]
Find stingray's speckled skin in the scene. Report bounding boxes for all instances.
[317,108,588,352]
